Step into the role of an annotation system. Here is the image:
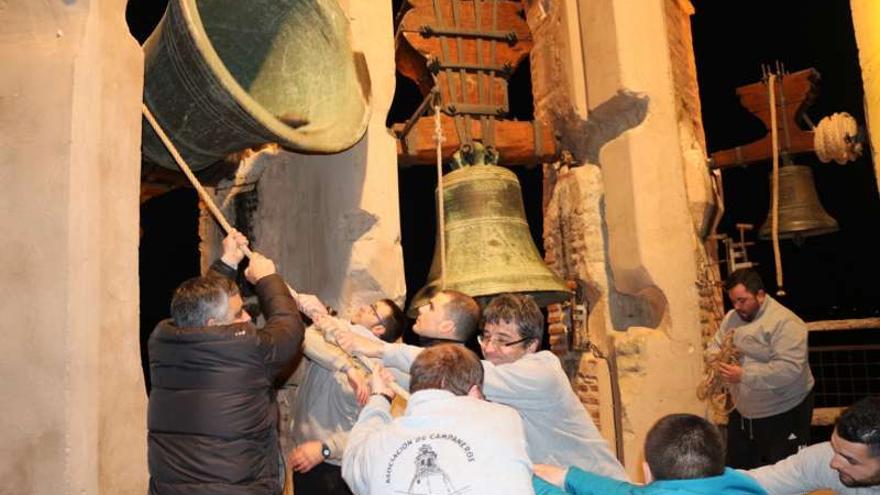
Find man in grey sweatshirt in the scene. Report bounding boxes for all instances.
[338,292,628,481]
[709,268,814,469]
[747,396,880,494]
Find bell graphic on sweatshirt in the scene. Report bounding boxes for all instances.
[405,444,470,495]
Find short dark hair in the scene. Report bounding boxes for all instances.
[644,414,725,480]
[170,276,239,327]
[410,344,484,396]
[440,290,480,341]
[482,293,544,344]
[376,299,407,343]
[836,397,880,457]
[723,268,765,294]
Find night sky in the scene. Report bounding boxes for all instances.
[691,1,879,322]
[131,1,879,395]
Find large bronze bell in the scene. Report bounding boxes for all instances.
[409,163,570,315]
[758,165,838,240]
[142,0,370,170]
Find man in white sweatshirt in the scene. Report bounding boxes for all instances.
[748,396,880,494]
[342,344,534,495]
[338,292,627,481]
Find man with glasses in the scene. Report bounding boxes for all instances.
[286,296,406,495]
[338,292,627,481]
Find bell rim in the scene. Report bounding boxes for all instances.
[153,0,370,155]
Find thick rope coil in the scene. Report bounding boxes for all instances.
[697,330,741,415]
[815,112,862,165]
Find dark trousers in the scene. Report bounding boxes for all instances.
[726,389,814,469]
[293,462,353,495]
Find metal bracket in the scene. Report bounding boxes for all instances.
[427,58,513,78]
[444,103,507,117]
[420,25,519,45]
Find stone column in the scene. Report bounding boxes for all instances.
[530,0,716,478]
[850,0,880,194]
[0,0,146,492]
[577,0,714,478]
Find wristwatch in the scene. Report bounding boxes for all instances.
[321,443,331,460]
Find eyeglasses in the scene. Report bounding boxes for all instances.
[477,333,532,348]
[369,303,387,328]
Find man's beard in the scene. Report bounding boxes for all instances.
[839,469,880,488]
[737,310,755,322]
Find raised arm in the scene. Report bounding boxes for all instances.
[341,363,398,493]
[747,442,839,494]
[246,253,304,381]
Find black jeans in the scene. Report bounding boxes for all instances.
[293,462,353,495]
[726,389,815,469]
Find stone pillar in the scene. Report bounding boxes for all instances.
[530,0,716,478]
[0,0,146,492]
[850,0,880,194]
[578,0,714,478]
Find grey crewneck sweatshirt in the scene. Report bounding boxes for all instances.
[711,295,814,418]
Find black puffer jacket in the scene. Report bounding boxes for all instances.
[148,262,303,494]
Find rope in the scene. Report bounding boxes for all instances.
[434,103,447,289]
[143,104,311,303]
[768,74,785,296]
[143,104,255,258]
[144,103,411,401]
[815,112,862,165]
[318,319,412,400]
[697,330,741,415]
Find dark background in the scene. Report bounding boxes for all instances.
[130,1,878,399]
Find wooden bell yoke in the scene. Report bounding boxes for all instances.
[393,0,557,166]
[709,68,820,169]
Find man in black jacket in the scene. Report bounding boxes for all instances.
[148,231,304,494]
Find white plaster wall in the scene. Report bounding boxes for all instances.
[576,0,706,477]
[850,0,880,194]
[246,1,406,315]
[0,0,146,492]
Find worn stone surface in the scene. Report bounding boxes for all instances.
[533,0,717,478]
[0,0,146,492]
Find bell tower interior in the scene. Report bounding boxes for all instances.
[2,0,879,491]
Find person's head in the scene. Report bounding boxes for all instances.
[409,344,484,399]
[830,397,880,487]
[479,293,543,365]
[723,268,766,322]
[643,414,725,482]
[170,276,249,328]
[412,290,480,342]
[351,298,406,343]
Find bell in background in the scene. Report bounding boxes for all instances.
[758,164,838,241]
[409,147,570,315]
[142,0,370,171]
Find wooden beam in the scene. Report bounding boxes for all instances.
[812,407,845,426]
[806,317,880,332]
[395,115,557,166]
[710,69,820,169]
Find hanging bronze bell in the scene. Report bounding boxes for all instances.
[142,0,370,171]
[758,165,838,240]
[409,164,570,315]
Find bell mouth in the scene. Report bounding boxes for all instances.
[757,165,839,240]
[143,0,370,170]
[407,164,570,317]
